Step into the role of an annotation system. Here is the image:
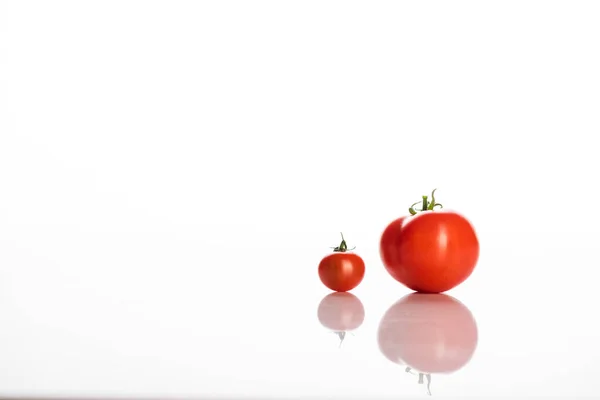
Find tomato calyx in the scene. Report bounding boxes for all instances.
[409,188,444,216]
[330,232,356,252]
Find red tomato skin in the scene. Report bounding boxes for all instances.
[380,211,479,293]
[317,292,365,331]
[318,253,365,292]
[377,293,478,373]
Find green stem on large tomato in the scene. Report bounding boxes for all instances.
[421,195,428,211]
[331,232,356,252]
[409,188,444,215]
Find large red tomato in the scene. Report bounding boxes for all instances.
[377,293,478,374]
[380,189,479,293]
[319,233,365,292]
[317,292,365,347]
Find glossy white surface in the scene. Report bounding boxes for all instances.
[2,1,600,398]
[1,227,598,398]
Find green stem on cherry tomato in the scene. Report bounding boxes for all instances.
[331,232,356,252]
[409,188,444,215]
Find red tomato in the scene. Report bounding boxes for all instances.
[318,233,365,292]
[380,189,479,293]
[377,293,478,374]
[317,292,365,332]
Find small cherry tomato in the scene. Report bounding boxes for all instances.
[317,292,365,347]
[318,233,365,292]
[380,189,479,293]
[377,293,478,375]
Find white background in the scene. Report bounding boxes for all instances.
[1,1,600,398]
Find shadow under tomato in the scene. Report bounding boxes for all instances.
[377,293,478,396]
[317,292,365,347]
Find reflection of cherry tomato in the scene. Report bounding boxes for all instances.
[380,189,479,293]
[319,233,365,292]
[317,292,365,332]
[377,293,478,374]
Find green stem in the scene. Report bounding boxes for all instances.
[409,189,444,216]
[331,232,356,252]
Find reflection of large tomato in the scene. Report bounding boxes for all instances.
[317,292,365,331]
[377,293,478,374]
